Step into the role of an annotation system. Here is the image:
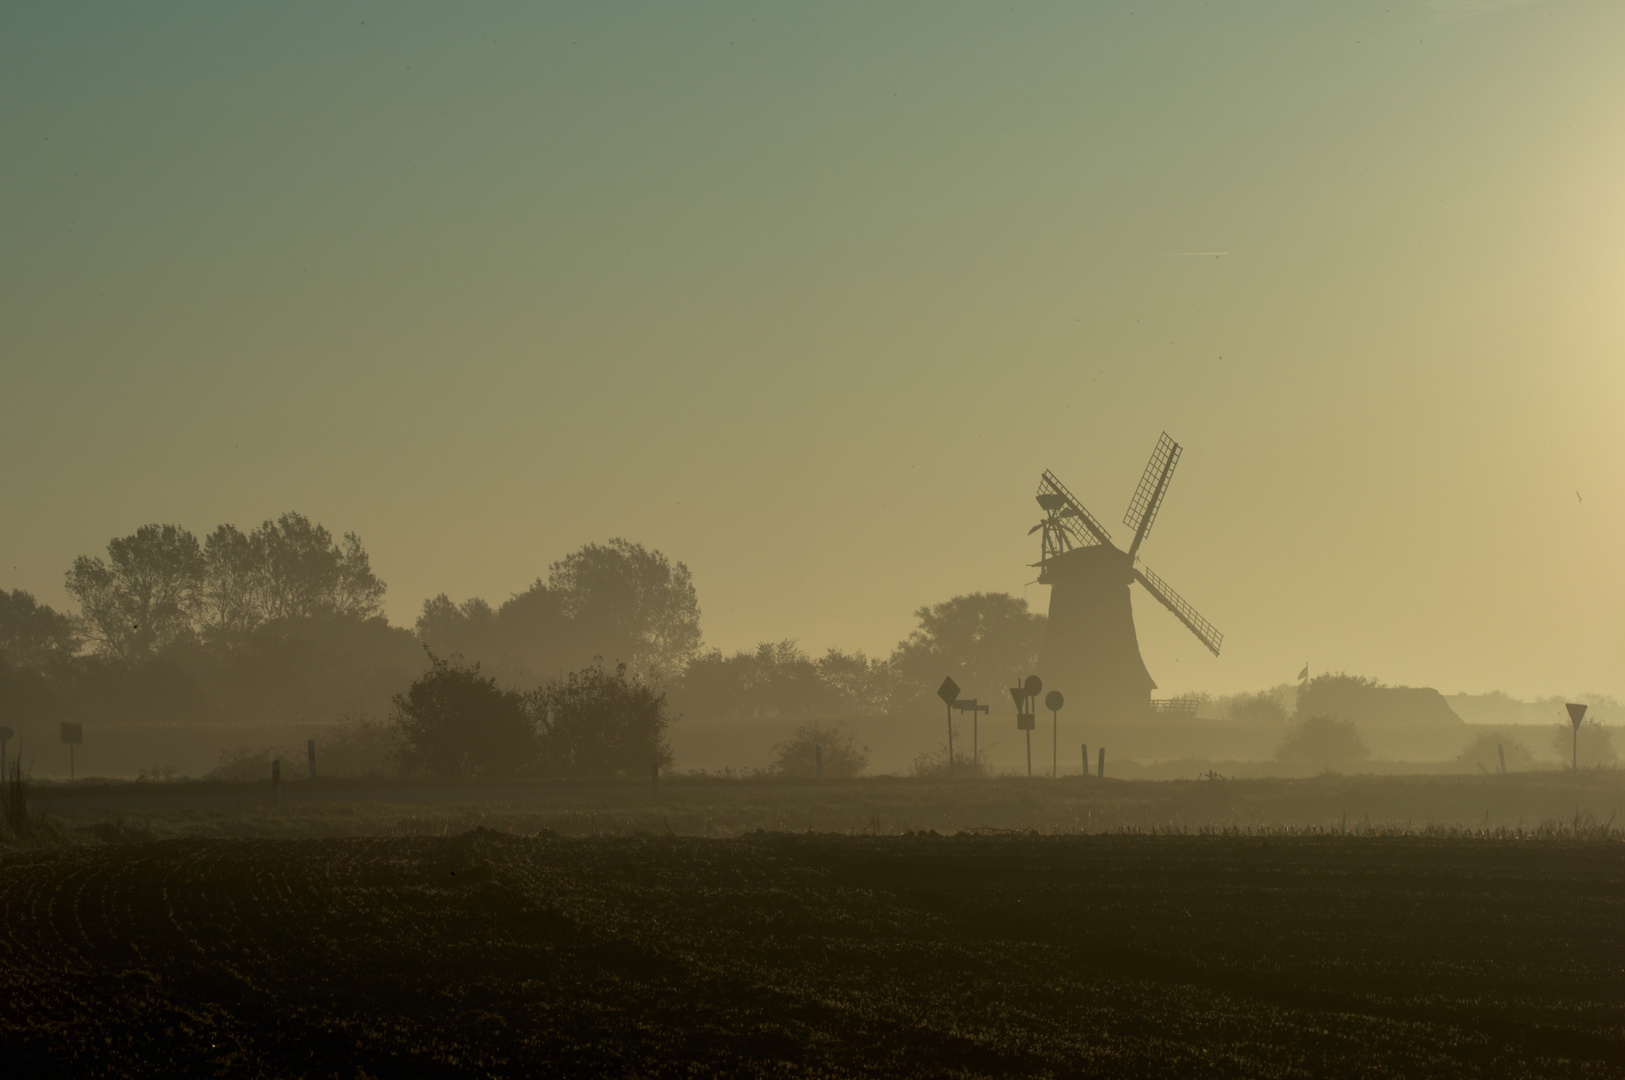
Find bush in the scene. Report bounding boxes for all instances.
[208,745,287,782]
[392,651,536,779]
[1275,715,1370,773]
[1457,730,1539,773]
[771,721,869,778]
[321,711,404,778]
[1229,691,1289,724]
[532,659,673,777]
[1549,721,1618,769]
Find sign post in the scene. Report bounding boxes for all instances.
[1045,691,1065,778]
[937,677,961,778]
[59,722,83,780]
[1566,702,1587,771]
[954,699,989,773]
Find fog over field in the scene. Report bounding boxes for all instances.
[4,4,1624,1075]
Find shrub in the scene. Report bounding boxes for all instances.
[392,651,536,779]
[1457,730,1539,773]
[1549,721,1618,769]
[1229,691,1289,724]
[208,745,286,782]
[532,659,673,777]
[771,721,869,778]
[1275,715,1370,773]
[321,711,404,778]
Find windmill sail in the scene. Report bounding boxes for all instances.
[1133,564,1223,657]
[1123,432,1181,560]
[1037,470,1112,549]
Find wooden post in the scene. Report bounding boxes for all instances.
[1081,743,1088,778]
[272,759,281,805]
[1097,747,1105,779]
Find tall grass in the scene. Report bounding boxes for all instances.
[1,757,29,839]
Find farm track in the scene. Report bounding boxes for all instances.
[0,834,1621,1077]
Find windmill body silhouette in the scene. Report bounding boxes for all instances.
[1030,433,1223,720]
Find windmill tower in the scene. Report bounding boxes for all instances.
[1029,433,1222,720]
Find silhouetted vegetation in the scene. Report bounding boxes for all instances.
[393,651,536,779]
[770,720,869,777]
[1275,715,1371,772]
[532,660,673,777]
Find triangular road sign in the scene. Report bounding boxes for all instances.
[1566,702,1588,728]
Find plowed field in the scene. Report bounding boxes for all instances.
[1,833,1620,1077]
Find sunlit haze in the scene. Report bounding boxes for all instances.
[5,1,1622,699]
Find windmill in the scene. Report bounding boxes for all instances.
[1032,432,1222,720]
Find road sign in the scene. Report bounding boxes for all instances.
[937,677,961,706]
[1008,686,1026,709]
[1566,702,1588,728]
[60,722,83,745]
[1045,691,1064,712]
[1024,675,1043,699]
[1017,713,1036,731]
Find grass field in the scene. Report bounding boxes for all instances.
[24,770,1625,842]
[1,830,1621,1077]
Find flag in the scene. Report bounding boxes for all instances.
[1297,664,1309,682]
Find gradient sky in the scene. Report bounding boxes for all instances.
[4,1,1622,699]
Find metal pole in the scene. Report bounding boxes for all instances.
[947,701,954,778]
[1573,725,1579,772]
[1051,709,1058,778]
[973,714,978,773]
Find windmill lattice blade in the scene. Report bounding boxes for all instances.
[1038,470,1112,548]
[1123,432,1181,558]
[1133,564,1223,656]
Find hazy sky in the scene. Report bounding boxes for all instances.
[4,1,1622,699]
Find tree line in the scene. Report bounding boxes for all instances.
[1,518,1050,745]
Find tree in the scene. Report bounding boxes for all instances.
[65,524,205,659]
[532,660,674,777]
[548,539,701,677]
[888,593,1044,712]
[197,514,386,636]
[0,589,80,669]
[391,650,536,779]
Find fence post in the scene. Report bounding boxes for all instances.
[1097,747,1105,780]
[1081,743,1088,778]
